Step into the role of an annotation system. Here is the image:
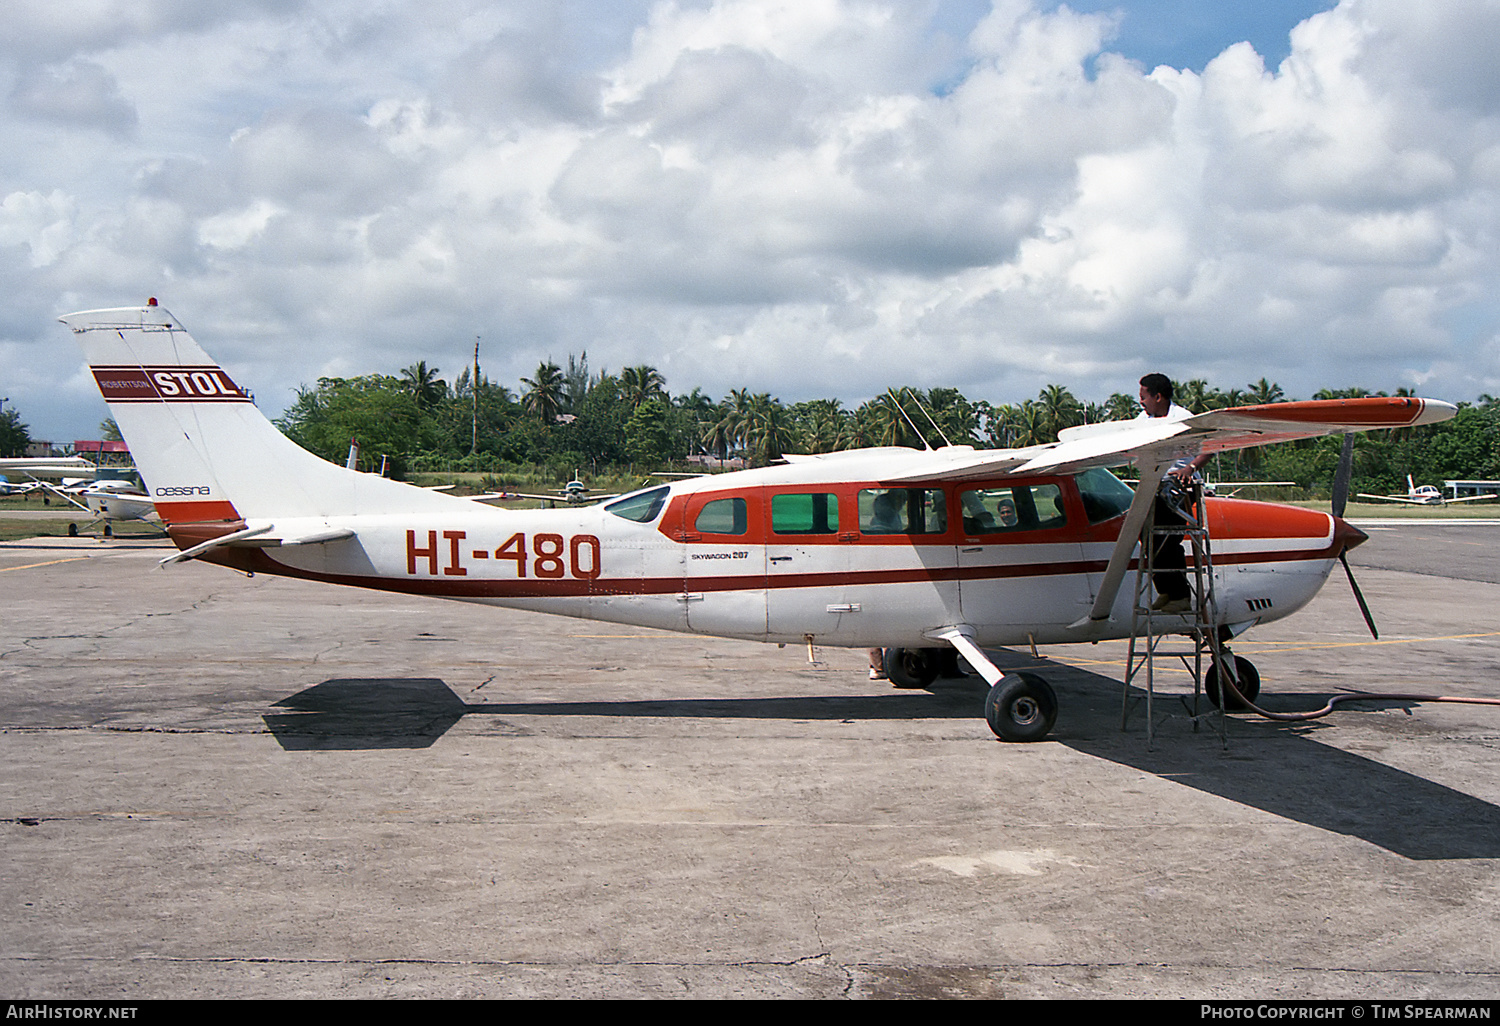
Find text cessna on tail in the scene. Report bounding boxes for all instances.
[63,303,1457,742]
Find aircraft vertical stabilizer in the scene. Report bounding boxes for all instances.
[60,305,467,525]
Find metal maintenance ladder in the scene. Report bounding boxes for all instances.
[1120,479,1233,748]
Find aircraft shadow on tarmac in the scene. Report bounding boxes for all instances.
[265,654,1500,862]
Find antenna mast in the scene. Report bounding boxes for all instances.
[472,336,480,456]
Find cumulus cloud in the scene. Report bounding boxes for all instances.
[2,0,1500,441]
[9,60,137,137]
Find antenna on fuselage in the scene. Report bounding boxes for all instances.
[902,387,953,448]
[885,389,933,451]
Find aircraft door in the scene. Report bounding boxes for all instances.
[835,487,960,646]
[764,490,859,643]
[956,480,1091,643]
[678,491,768,639]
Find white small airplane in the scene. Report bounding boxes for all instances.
[40,477,162,536]
[486,474,618,508]
[1358,475,1498,506]
[62,303,1459,741]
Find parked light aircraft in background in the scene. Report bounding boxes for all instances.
[41,477,161,536]
[486,474,618,508]
[62,303,1459,741]
[1358,475,1498,506]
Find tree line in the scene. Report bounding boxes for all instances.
[265,357,1500,496]
[3,364,1497,498]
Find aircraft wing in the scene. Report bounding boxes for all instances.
[1444,494,1499,503]
[881,397,1457,483]
[0,457,97,479]
[1356,493,1425,504]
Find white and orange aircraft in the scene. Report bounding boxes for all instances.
[62,303,1458,741]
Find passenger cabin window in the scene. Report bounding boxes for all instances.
[959,483,1066,535]
[771,492,839,534]
[859,488,947,535]
[605,486,670,523]
[1074,468,1135,524]
[695,497,748,535]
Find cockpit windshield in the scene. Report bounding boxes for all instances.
[1075,467,1135,524]
[604,485,670,523]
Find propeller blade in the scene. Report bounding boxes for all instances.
[1339,551,1378,639]
[1332,434,1354,518]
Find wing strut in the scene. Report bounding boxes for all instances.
[1070,462,1169,629]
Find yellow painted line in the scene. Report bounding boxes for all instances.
[0,555,94,573]
[1230,632,1500,655]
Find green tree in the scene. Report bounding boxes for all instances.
[399,361,447,410]
[521,361,566,425]
[624,398,673,465]
[276,375,431,476]
[0,407,30,458]
[1247,378,1285,406]
[620,365,667,410]
[1035,384,1083,441]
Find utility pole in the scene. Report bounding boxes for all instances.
[471,336,480,456]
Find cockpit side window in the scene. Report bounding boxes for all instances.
[605,486,670,523]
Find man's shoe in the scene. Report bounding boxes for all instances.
[1151,594,1193,615]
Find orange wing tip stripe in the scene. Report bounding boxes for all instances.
[1222,397,1451,428]
[91,366,250,403]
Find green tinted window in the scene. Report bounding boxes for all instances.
[771,493,838,534]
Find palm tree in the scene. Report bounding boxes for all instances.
[1247,378,1285,406]
[798,398,849,454]
[1035,384,1083,441]
[1005,401,1048,447]
[743,394,791,466]
[1103,392,1138,421]
[520,360,565,425]
[400,361,446,410]
[620,365,667,410]
[1175,378,1212,414]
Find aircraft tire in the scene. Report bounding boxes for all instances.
[1206,656,1261,710]
[67,522,78,537]
[884,647,939,689]
[985,672,1057,742]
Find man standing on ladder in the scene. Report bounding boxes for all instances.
[1137,373,1211,614]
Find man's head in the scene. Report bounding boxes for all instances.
[1139,373,1173,417]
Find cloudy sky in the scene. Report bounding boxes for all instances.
[4,0,1499,442]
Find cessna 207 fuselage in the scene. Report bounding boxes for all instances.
[62,304,1455,741]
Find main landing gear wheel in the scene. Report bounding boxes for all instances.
[1206,655,1261,710]
[985,672,1058,742]
[884,647,940,689]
